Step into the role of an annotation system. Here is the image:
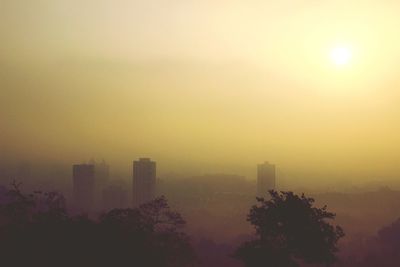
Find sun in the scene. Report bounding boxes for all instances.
[330,46,352,66]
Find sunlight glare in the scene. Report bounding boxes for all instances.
[330,46,352,66]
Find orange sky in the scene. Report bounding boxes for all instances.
[1,1,400,185]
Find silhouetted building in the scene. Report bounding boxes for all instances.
[132,158,156,206]
[73,164,95,212]
[102,184,128,210]
[257,161,276,197]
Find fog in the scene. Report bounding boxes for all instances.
[3,2,400,266]
[2,0,400,188]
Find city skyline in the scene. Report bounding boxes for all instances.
[69,158,279,211]
[3,1,400,187]
[2,1,400,266]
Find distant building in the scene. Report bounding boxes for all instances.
[73,164,95,212]
[257,161,276,197]
[132,158,156,206]
[102,184,128,210]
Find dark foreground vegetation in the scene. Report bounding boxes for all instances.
[6,183,400,267]
[0,182,196,267]
[234,191,344,267]
[337,217,400,267]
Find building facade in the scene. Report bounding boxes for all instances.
[132,158,156,206]
[257,161,276,197]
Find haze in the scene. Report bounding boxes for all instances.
[2,0,400,187]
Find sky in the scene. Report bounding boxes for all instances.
[1,1,400,185]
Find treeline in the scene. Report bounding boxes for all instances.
[2,182,399,267]
[0,182,196,267]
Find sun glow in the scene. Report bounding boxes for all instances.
[330,46,352,66]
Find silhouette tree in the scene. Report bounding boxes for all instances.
[234,190,344,267]
[346,218,400,267]
[0,184,197,267]
[98,196,196,267]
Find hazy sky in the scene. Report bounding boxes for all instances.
[2,1,400,184]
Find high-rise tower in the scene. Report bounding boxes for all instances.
[257,161,276,197]
[132,158,156,206]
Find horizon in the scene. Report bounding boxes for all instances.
[2,1,400,188]
[2,2,400,266]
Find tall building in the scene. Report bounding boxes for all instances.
[73,164,95,212]
[132,158,156,206]
[257,161,276,197]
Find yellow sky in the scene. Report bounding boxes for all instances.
[1,1,400,185]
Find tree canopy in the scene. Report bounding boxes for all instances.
[0,183,197,267]
[234,190,345,267]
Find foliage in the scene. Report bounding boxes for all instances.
[0,182,196,267]
[343,218,400,267]
[234,190,345,267]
